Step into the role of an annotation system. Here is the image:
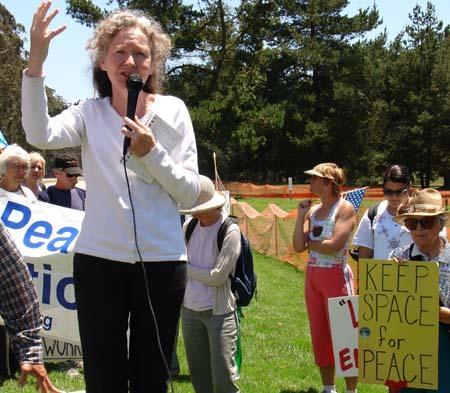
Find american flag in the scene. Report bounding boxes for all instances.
[343,187,367,212]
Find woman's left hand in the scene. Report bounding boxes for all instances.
[122,116,156,157]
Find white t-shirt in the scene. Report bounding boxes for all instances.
[0,186,37,201]
[184,217,224,311]
[353,200,411,260]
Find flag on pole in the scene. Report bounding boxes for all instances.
[343,187,367,212]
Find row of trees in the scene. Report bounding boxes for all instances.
[1,1,449,187]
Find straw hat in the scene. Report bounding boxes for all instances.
[394,188,449,224]
[180,175,226,215]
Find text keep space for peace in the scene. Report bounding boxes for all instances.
[359,259,439,390]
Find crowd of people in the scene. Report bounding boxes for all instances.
[0,1,447,393]
[0,144,86,209]
[293,163,450,393]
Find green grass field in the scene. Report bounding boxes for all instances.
[0,252,388,393]
[239,197,376,214]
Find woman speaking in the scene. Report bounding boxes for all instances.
[21,2,200,392]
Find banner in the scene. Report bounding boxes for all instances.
[0,194,83,345]
[358,259,439,390]
[328,295,359,377]
[42,337,82,362]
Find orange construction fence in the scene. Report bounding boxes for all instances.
[230,199,309,270]
[230,196,450,273]
[224,182,450,200]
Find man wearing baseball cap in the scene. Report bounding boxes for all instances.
[45,154,86,210]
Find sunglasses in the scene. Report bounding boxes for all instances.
[404,217,436,231]
[65,173,79,178]
[383,187,409,196]
[312,226,323,237]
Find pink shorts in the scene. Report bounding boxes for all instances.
[305,264,354,368]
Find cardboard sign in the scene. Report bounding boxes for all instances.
[328,295,359,377]
[358,259,439,390]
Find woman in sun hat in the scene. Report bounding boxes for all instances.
[293,163,358,393]
[390,188,450,393]
[180,175,241,393]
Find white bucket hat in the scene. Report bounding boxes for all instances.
[180,175,226,215]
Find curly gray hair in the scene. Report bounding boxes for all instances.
[87,9,172,97]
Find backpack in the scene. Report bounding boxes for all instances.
[349,202,380,261]
[185,216,257,307]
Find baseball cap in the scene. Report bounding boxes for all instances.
[54,155,83,175]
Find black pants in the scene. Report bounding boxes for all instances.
[73,254,186,393]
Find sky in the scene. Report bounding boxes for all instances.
[2,0,450,104]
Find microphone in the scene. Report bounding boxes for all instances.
[123,74,144,156]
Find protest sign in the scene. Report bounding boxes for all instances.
[42,337,82,362]
[358,259,439,390]
[328,295,359,377]
[0,194,83,346]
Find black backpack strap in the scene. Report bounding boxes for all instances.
[408,243,424,261]
[185,218,199,244]
[217,216,238,251]
[367,202,381,232]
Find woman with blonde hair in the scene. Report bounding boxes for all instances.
[21,2,200,392]
[23,151,48,201]
[293,163,358,393]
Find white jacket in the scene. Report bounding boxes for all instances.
[22,73,200,263]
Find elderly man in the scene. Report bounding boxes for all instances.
[0,220,61,392]
[45,155,85,210]
[0,144,36,200]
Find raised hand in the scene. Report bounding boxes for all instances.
[27,1,67,77]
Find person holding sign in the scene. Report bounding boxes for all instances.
[293,163,358,393]
[0,145,37,201]
[390,188,450,393]
[23,151,49,202]
[21,2,200,392]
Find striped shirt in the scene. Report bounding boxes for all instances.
[0,222,43,363]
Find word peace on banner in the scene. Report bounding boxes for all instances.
[0,194,83,345]
[358,259,439,390]
[328,295,358,377]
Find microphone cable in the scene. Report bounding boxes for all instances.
[122,156,175,393]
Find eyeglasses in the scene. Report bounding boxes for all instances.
[8,162,29,171]
[312,226,323,237]
[383,187,409,196]
[404,217,436,231]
